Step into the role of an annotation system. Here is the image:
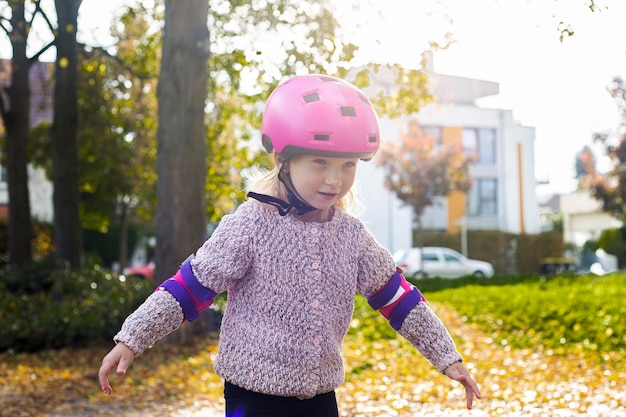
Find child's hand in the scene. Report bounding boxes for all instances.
[98,342,135,395]
[444,361,482,409]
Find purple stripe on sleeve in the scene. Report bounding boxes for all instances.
[180,260,216,302]
[367,271,402,310]
[160,279,199,322]
[388,288,423,330]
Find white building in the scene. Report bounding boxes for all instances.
[356,64,539,253]
[560,190,621,247]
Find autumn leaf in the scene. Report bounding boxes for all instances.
[1,281,625,416]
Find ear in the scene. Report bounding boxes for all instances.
[274,153,286,168]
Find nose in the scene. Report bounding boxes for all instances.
[325,167,342,186]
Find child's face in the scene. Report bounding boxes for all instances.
[286,155,359,211]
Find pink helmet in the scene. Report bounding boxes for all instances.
[261,74,380,161]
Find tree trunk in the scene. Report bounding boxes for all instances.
[155,0,211,342]
[117,198,129,273]
[2,2,33,267]
[51,0,83,268]
[155,0,210,283]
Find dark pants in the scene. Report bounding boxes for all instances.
[224,381,339,417]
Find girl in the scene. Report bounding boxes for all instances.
[99,74,481,416]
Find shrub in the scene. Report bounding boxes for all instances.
[0,219,54,264]
[598,227,626,268]
[0,260,153,352]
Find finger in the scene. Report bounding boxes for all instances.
[101,382,113,395]
[466,388,474,409]
[116,354,134,375]
[98,362,115,395]
[462,374,482,399]
[456,374,481,409]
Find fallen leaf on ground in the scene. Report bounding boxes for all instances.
[1,303,624,417]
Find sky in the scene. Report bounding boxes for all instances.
[336,0,626,197]
[434,0,626,197]
[7,0,626,198]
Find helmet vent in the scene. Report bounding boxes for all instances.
[319,76,339,83]
[358,94,371,106]
[340,106,356,117]
[368,136,377,143]
[303,93,320,103]
[262,134,274,152]
[314,134,330,141]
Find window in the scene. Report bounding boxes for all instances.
[0,163,6,184]
[443,253,462,264]
[468,179,497,216]
[422,251,439,262]
[462,128,496,164]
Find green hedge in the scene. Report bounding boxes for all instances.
[0,262,153,352]
[417,230,565,274]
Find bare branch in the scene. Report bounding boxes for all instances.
[0,18,10,38]
[29,39,56,64]
[32,0,56,34]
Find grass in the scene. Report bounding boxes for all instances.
[423,273,626,361]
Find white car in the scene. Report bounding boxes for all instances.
[393,246,494,278]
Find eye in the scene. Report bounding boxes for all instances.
[312,158,327,165]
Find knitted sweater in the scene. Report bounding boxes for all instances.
[114,201,462,399]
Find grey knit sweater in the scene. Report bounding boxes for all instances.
[114,201,462,399]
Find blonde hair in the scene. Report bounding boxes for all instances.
[244,158,364,220]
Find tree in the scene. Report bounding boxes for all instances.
[574,145,600,189]
[51,0,83,268]
[375,118,473,244]
[76,7,160,269]
[27,6,161,270]
[154,0,210,283]
[0,1,55,267]
[348,62,433,120]
[584,75,626,222]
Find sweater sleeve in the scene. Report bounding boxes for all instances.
[113,203,257,354]
[353,221,399,297]
[397,302,463,373]
[113,290,184,355]
[191,202,256,290]
[350,217,462,373]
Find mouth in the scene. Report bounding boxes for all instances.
[318,191,338,201]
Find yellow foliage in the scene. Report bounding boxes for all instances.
[0,304,624,416]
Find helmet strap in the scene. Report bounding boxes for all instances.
[246,170,317,216]
[247,191,293,216]
[278,169,318,215]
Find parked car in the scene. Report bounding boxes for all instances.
[122,262,155,280]
[392,247,494,278]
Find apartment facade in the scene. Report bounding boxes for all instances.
[356,66,539,253]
